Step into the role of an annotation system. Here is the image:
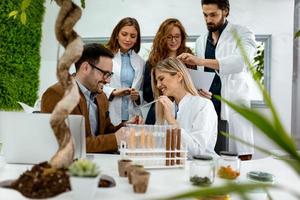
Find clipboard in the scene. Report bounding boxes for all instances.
[187,67,215,91]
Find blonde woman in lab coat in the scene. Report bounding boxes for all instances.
[105,17,145,125]
[152,57,218,157]
[143,18,195,125]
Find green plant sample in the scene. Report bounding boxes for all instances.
[69,159,100,177]
[190,176,212,187]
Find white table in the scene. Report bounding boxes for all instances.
[0,154,300,200]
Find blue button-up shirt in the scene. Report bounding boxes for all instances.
[120,51,135,121]
[76,80,99,136]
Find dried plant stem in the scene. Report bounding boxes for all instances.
[50,0,83,169]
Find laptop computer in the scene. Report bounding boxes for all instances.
[0,111,86,164]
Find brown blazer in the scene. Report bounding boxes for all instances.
[41,82,123,153]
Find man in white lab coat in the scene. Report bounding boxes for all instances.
[178,0,257,160]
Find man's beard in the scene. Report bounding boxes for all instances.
[206,16,225,32]
[95,81,104,93]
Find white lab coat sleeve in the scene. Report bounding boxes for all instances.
[103,85,116,99]
[180,102,218,157]
[138,61,146,105]
[195,36,206,68]
[131,89,144,107]
[219,26,256,75]
[133,58,146,106]
[137,90,144,105]
[195,37,202,59]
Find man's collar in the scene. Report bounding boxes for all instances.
[75,79,91,98]
[219,20,228,34]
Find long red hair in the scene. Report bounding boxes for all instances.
[148,18,192,67]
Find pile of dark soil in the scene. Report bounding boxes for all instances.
[10,162,70,198]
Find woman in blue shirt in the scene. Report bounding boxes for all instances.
[104,17,145,125]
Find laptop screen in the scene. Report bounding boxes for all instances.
[0,112,86,164]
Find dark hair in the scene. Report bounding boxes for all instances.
[201,0,230,16]
[75,43,114,71]
[106,17,141,54]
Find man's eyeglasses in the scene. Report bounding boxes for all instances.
[166,34,181,42]
[88,63,114,79]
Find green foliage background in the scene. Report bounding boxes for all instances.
[0,0,45,110]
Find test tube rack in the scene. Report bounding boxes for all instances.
[119,124,187,169]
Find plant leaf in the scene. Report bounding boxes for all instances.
[234,30,288,140]
[160,183,273,200]
[81,0,86,8]
[230,30,300,161]
[216,95,300,165]
[295,30,300,39]
[20,12,27,25]
[220,131,300,175]
[21,0,32,10]
[8,10,18,18]
[264,188,273,200]
[220,131,278,157]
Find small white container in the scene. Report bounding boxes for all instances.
[70,174,100,200]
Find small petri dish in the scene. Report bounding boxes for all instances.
[246,171,275,184]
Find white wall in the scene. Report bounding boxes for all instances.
[292,1,300,147]
[40,0,295,157]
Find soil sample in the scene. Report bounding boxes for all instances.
[98,175,116,188]
[10,162,70,198]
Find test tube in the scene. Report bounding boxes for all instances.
[176,128,181,165]
[171,128,176,166]
[166,128,171,166]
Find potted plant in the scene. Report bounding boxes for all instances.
[68,159,101,200]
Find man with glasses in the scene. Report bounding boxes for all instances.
[41,43,137,153]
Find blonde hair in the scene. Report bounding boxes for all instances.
[151,57,198,124]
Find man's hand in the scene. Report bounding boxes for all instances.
[112,88,131,97]
[130,88,140,101]
[198,89,212,99]
[177,53,201,66]
[126,115,143,125]
[115,127,126,146]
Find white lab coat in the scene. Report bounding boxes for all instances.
[103,50,145,125]
[176,93,218,158]
[195,22,256,155]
